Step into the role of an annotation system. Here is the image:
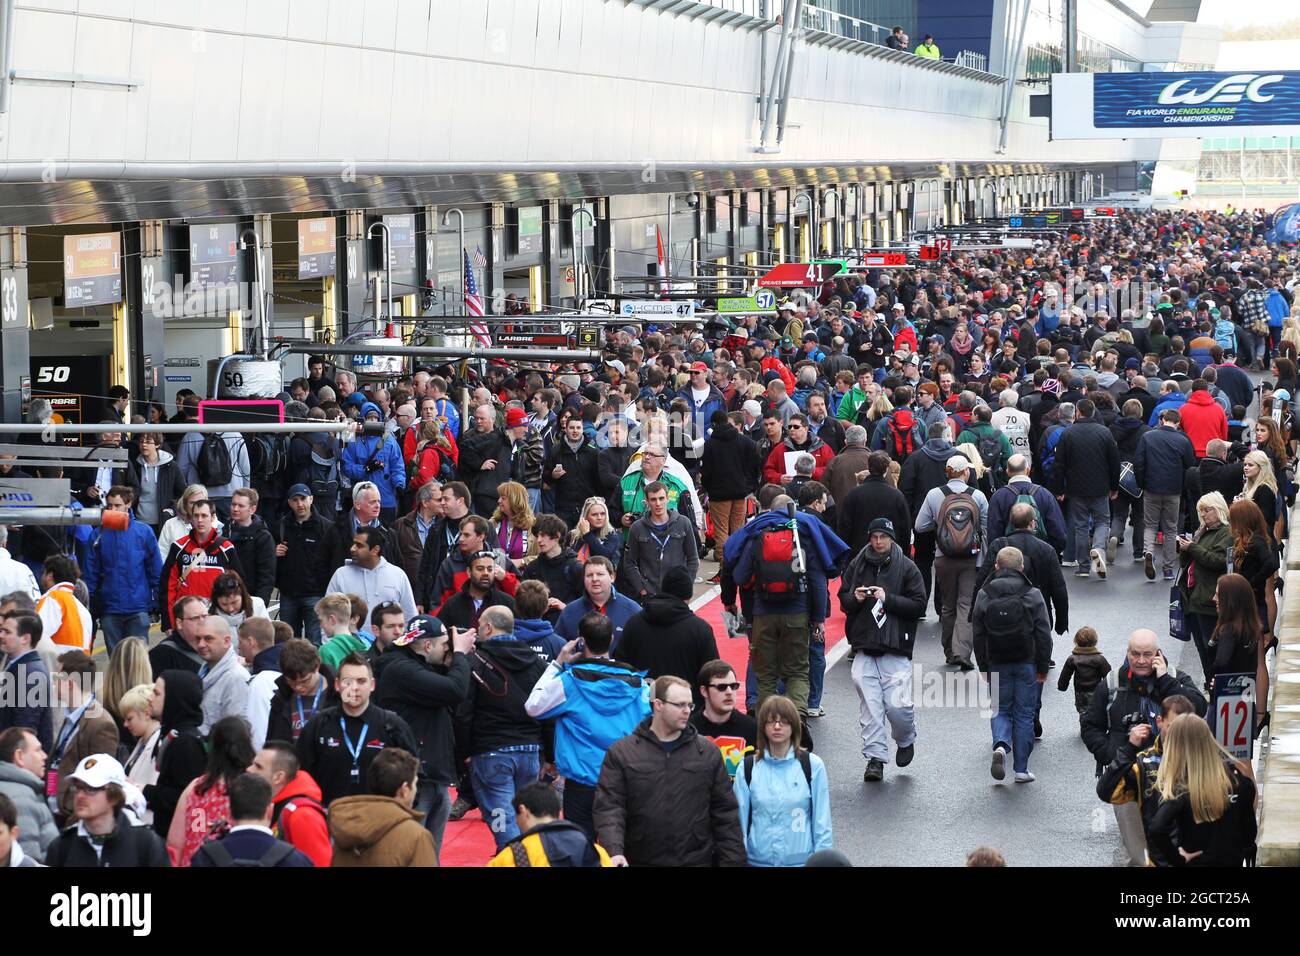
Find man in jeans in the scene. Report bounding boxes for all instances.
[274,485,333,644]
[1134,409,1197,582]
[972,547,1052,784]
[456,606,547,851]
[82,485,162,653]
[1051,398,1121,580]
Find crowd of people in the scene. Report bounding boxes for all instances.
[0,206,1292,868]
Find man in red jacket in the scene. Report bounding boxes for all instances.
[159,499,244,629]
[251,740,331,868]
[1178,380,1228,458]
[762,413,834,485]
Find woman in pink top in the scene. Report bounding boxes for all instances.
[166,716,255,866]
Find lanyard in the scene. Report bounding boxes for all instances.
[339,717,369,782]
[295,682,324,730]
[52,697,91,762]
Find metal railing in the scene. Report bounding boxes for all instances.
[800,3,887,46]
[951,50,987,72]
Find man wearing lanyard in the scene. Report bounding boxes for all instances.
[295,652,418,805]
[48,651,118,822]
[416,482,471,613]
[265,638,338,746]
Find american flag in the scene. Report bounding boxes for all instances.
[473,245,487,270]
[463,248,490,346]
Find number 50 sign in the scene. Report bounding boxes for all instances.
[1210,673,1256,761]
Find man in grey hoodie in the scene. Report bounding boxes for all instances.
[195,615,250,735]
[0,728,59,862]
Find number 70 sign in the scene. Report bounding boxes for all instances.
[1210,673,1256,761]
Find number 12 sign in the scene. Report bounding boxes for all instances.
[1210,673,1255,761]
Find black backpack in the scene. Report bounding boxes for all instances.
[197,434,234,487]
[194,839,297,868]
[247,433,287,484]
[982,585,1032,659]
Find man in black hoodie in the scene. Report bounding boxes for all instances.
[898,421,956,608]
[518,514,584,620]
[700,410,761,564]
[143,669,207,837]
[375,615,474,857]
[274,485,334,644]
[616,567,719,707]
[454,605,548,851]
[227,488,278,602]
[543,416,600,529]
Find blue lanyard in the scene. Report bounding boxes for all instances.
[295,683,324,729]
[339,717,369,774]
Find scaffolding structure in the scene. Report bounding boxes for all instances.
[1199,148,1297,184]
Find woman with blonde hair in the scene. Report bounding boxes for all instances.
[119,683,161,819]
[1149,714,1256,866]
[491,481,535,561]
[103,637,153,751]
[571,496,622,569]
[1177,492,1232,683]
[862,393,894,426]
[955,441,990,495]
[156,483,215,560]
[732,695,832,867]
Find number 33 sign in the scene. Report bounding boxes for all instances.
[1210,673,1255,761]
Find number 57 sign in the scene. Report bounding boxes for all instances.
[1210,673,1256,761]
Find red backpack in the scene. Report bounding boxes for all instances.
[887,409,917,461]
[752,521,808,599]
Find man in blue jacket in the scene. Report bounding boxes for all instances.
[727,496,849,719]
[677,362,727,445]
[82,485,163,653]
[554,557,641,646]
[525,612,650,840]
[341,402,407,522]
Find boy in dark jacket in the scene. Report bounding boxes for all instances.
[143,669,207,837]
[1057,626,1112,713]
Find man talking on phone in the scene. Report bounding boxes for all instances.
[837,518,927,783]
[1080,628,1206,866]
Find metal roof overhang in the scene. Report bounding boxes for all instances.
[0,159,1091,228]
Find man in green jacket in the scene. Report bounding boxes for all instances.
[836,365,878,422]
[915,35,941,59]
[960,405,1013,485]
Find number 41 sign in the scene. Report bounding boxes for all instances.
[1210,673,1256,761]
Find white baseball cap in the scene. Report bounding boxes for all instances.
[69,753,128,790]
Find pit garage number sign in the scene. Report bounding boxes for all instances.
[758,262,841,288]
[63,232,122,307]
[1210,673,1256,761]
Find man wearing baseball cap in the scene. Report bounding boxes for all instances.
[913,455,988,670]
[374,614,476,857]
[275,485,340,645]
[677,361,727,448]
[44,754,169,867]
[838,517,927,782]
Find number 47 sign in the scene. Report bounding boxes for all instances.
[1210,673,1256,761]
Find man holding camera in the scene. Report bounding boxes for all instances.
[1079,628,1206,866]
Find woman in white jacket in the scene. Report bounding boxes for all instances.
[119,683,161,826]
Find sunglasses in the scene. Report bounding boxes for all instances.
[71,780,107,794]
[708,682,741,692]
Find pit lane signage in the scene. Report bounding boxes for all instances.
[298,217,337,279]
[620,300,695,318]
[717,290,776,314]
[757,262,840,288]
[1210,673,1256,761]
[63,232,122,307]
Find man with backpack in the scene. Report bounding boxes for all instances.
[960,404,1013,490]
[726,497,849,718]
[868,385,925,461]
[274,485,333,644]
[1051,398,1121,580]
[227,488,277,604]
[983,455,1068,555]
[178,428,250,522]
[249,740,331,867]
[972,547,1053,783]
[900,421,958,612]
[341,402,407,523]
[914,455,988,670]
[190,773,314,867]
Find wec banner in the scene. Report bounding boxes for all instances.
[1052,70,1300,140]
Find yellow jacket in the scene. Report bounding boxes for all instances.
[915,42,941,59]
[488,821,614,867]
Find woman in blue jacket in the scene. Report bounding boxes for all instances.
[340,401,407,519]
[733,695,832,867]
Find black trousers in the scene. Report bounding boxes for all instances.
[563,780,597,840]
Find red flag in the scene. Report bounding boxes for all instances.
[655,224,668,297]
